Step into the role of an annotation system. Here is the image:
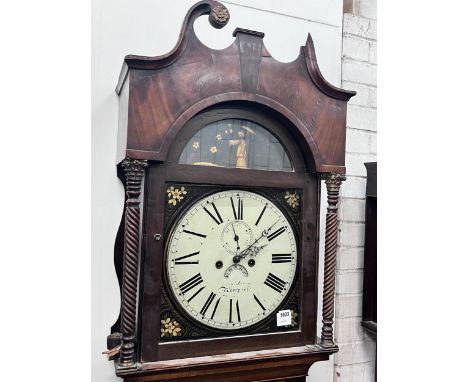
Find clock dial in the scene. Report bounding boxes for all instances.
[166,190,297,330]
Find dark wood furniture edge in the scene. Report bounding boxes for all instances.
[320,173,345,347]
[362,161,377,341]
[304,34,356,101]
[116,345,337,377]
[361,320,377,336]
[119,158,149,366]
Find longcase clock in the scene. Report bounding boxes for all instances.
[105,2,355,381]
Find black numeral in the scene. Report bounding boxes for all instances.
[228,299,241,322]
[238,198,243,220]
[230,197,243,220]
[183,229,206,238]
[210,297,221,319]
[187,286,205,302]
[236,299,241,322]
[203,202,223,225]
[267,226,286,241]
[200,292,216,316]
[179,273,203,294]
[253,294,266,311]
[272,253,292,263]
[174,251,199,265]
[255,205,267,226]
[264,272,287,293]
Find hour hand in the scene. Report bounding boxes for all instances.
[232,224,240,251]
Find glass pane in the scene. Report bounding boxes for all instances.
[178,119,293,172]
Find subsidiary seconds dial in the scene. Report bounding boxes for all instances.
[166,190,297,330]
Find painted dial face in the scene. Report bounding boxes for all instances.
[166,190,297,330]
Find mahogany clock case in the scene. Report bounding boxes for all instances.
[138,104,321,362]
[109,1,356,378]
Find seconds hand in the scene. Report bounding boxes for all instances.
[232,219,280,263]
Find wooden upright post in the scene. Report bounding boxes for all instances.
[320,173,345,347]
[119,158,148,366]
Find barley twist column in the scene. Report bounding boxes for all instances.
[119,158,148,366]
[320,173,345,348]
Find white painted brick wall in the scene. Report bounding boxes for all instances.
[343,14,376,40]
[342,36,370,62]
[334,317,366,343]
[342,60,376,86]
[336,270,363,294]
[335,361,375,382]
[369,42,377,65]
[342,81,376,108]
[341,176,366,199]
[335,294,363,318]
[346,152,377,177]
[339,222,365,247]
[339,198,366,222]
[335,340,376,365]
[336,246,364,270]
[359,0,377,20]
[347,106,377,132]
[345,128,376,154]
[370,134,376,154]
[335,2,376,380]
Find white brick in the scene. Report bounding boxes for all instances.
[347,105,377,132]
[352,341,376,364]
[342,81,376,108]
[360,0,377,20]
[370,133,377,154]
[343,14,377,40]
[334,364,353,382]
[364,361,376,382]
[369,41,377,64]
[341,176,366,198]
[336,270,363,294]
[335,362,375,382]
[342,36,370,62]
[339,222,365,247]
[342,60,376,86]
[368,86,377,108]
[335,317,365,343]
[335,341,376,365]
[339,198,366,222]
[337,246,364,270]
[346,152,377,177]
[345,128,375,154]
[334,343,353,366]
[335,294,363,318]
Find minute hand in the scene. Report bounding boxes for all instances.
[235,219,279,261]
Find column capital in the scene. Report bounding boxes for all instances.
[121,158,148,174]
[324,173,346,193]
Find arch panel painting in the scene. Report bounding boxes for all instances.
[178,118,293,172]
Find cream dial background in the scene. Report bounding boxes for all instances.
[166,190,297,330]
